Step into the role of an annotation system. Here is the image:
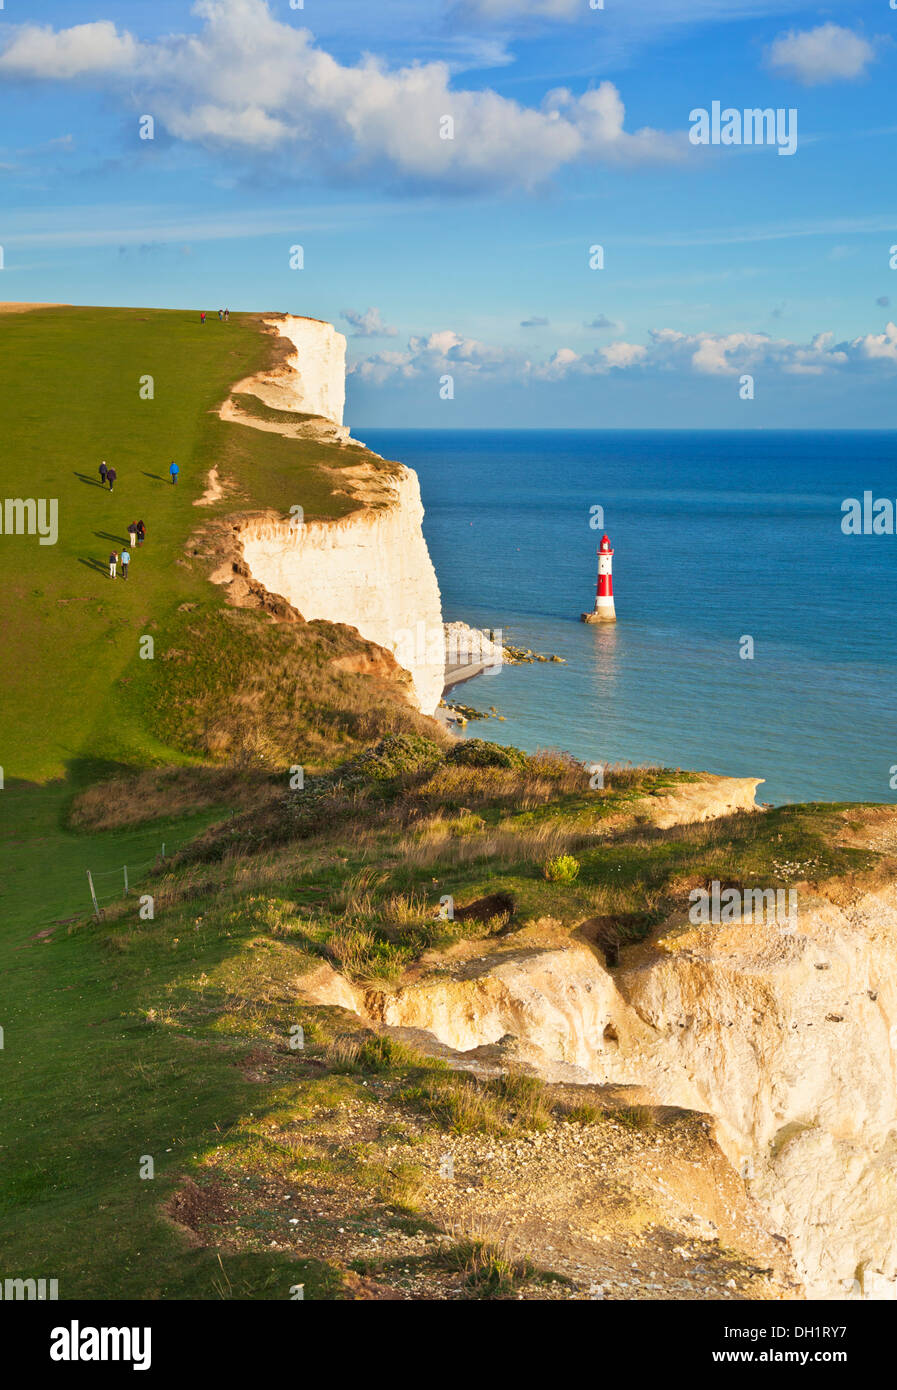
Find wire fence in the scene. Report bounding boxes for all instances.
[85,837,193,919]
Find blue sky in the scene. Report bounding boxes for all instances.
[1,0,896,426]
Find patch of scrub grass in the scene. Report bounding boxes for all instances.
[326,1034,431,1075]
[611,1104,659,1132]
[438,1237,543,1298]
[399,1069,554,1136]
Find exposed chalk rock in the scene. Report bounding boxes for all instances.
[297,864,897,1298]
[241,315,347,425]
[240,466,445,714]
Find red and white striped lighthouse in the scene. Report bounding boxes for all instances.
[581,533,617,624]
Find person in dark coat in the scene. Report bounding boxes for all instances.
[99,461,108,485]
[136,520,146,546]
[107,466,117,492]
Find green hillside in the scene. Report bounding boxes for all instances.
[0,305,405,784]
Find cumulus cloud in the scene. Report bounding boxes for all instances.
[341,307,397,338]
[351,319,897,384]
[852,321,897,364]
[766,24,878,86]
[351,328,522,384]
[0,20,138,78]
[0,0,681,190]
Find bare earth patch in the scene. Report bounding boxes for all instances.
[193,466,226,506]
[0,302,67,314]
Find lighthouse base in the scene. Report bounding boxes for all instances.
[581,609,616,624]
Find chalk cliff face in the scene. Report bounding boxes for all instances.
[236,315,347,425]
[614,887,897,1301]
[219,314,444,713]
[239,467,445,714]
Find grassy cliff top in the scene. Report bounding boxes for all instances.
[0,305,414,784]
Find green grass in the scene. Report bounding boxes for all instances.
[0,778,350,1297]
[0,306,402,782]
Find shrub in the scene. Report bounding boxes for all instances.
[448,739,527,770]
[542,853,580,883]
[346,734,445,782]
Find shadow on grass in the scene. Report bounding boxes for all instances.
[94,530,129,545]
[78,557,111,575]
[74,472,106,488]
[142,472,166,481]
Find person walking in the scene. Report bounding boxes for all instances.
[109,550,118,579]
[169,460,179,485]
[200,311,206,325]
[99,460,108,486]
[128,522,137,549]
[136,520,146,547]
[218,309,223,321]
[120,547,130,580]
[224,307,229,322]
[107,465,117,492]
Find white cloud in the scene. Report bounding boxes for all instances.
[601,341,647,369]
[351,319,897,384]
[766,24,878,86]
[342,307,398,337]
[352,328,522,382]
[852,321,897,364]
[0,0,681,190]
[0,20,138,78]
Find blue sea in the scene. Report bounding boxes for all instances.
[361,430,897,805]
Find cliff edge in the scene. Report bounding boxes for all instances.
[214,314,445,715]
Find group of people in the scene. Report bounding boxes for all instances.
[99,456,180,578]
[98,460,117,491]
[199,309,229,324]
[108,521,145,580]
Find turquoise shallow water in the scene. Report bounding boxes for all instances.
[361,429,897,805]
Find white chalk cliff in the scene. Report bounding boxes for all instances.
[297,787,897,1301]
[236,315,347,426]
[220,314,444,714]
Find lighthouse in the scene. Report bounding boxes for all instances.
[581,534,616,624]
